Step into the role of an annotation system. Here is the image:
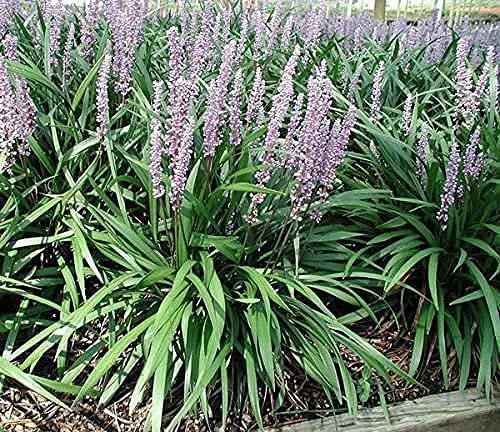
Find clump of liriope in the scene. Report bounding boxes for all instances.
[0,3,498,432]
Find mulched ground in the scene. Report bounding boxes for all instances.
[0,310,474,432]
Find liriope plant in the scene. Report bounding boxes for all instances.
[0,1,498,431]
[344,34,499,397]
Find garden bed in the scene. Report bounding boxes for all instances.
[1,1,498,432]
[0,311,488,431]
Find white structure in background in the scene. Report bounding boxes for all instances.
[57,0,470,22]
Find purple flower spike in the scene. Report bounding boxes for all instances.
[221,8,231,44]
[463,128,484,182]
[81,0,99,60]
[166,77,193,161]
[347,63,362,102]
[266,5,281,57]
[282,93,305,169]
[14,77,36,158]
[170,116,194,213]
[167,27,184,86]
[96,47,112,142]
[455,37,473,127]
[189,1,216,82]
[437,144,460,230]
[62,23,75,83]
[281,16,294,51]
[1,33,36,161]
[0,53,17,172]
[309,104,356,223]
[0,0,16,34]
[246,66,265,128]
[247,47,301,223]
[252,10,265,54]
[260,45,300,174]
[3,32,19,62]
[402,93,413,136]
[370,60,385,121]
[468,46,495,127]
[235,15,248,66]
[203,40,236,158]
[290,61,333,222]
[317,104,357,198]
[229,68,244,146]
[49,1,66,70]
[415,123,429,186]
[109,0,145,98]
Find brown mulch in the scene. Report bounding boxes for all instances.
[0,311,473,432]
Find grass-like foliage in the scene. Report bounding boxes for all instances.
[0,1,498,430]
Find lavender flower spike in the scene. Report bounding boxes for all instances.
[229,68,244,146]
[468,46,494,127]
[62,23,75,83]
[252,10,265,54]
[14,77,36,158]
[260,45,300,174]
[2,33,36,159]
[203,40,236,158]
[247,46,301,223]
[48,0,66,70]
[170,116,194,212]
[347,63,362,102]
[401,93,413,136]
[436,144,460,230]
[188,2,216,82]
[0,54,17,173]
[149,81,165,199]
[3,32,19,62]
[266,4,281,57]
[246,66,265,128]
[96,47,112,142]
[166,77,192,162]
[415,123,429,186]
[290,61,333,221]
[0,0,15,34]
[455,37,473,127]
[281,16,294,51]
[370,60,385,122]
[81,0,99,60]
[282,93,305,168]
[111,0,145,98]
[316,105,357,207]
[463,128,484,181]
[167,27,184,86]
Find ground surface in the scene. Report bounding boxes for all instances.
[0,311,474,432]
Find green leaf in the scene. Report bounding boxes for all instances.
[385,247,443,292]
[466,261,500,351]
[450,290,484,305]
[409,305,428,376]
[71,55,103,110]
[462,237,500,278]
[244,338,263,429]
[428,253,440,310]
[239,267,290,312]
[0,357,70,410]
[220,182,285,195]
[436,292,449,389]
[166,343,230,432]
[74,316,154,405]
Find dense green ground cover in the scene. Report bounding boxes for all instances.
[0,1,498,430]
